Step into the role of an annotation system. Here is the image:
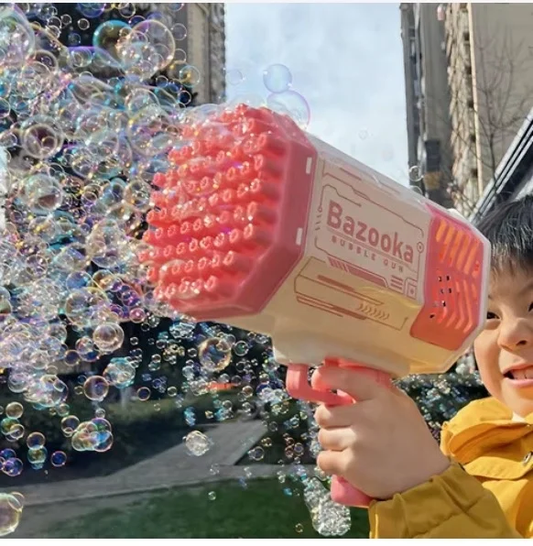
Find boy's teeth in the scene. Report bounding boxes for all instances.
[512,367,533,380]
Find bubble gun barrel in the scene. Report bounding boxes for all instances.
[141,104,491,507]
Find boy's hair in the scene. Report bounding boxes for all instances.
[475,194,533,273]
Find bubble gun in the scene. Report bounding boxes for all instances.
[140,104,491,507]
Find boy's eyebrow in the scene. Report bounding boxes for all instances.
[488,280,533,300]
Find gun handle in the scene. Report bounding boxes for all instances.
[286,357,392,508]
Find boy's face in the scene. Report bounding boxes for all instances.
[474,266,533,417]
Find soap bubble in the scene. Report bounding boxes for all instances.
[409,165,423,182]
[226,68,245,86]
[26,432,45,449]
[77,3,107,19]
[0,6,35,69]
[83,376,109,402]
[21,173,64,214]
[137,386,151,401]
[20,115,64,159]
[4,402,23,419]
[178,65,201,87]
[263,64,293,93]
[27,446,47,466]
[117,20,176,79]
[71,418,113,453]
[171,23,187,41]
[23,375,68,409]
[50,450,67,467]
[103,358,136,389]
[0,492,24,537]
[2,459,23,478]
[93,20,131,61]
[266,90,310,129]
[198,337,232,373]
[185,430,213,456]
[60,415,80,437]
[93,323,125,353]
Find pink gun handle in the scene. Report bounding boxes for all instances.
[285,357,392,508]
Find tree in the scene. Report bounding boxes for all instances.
[441,19,533,214]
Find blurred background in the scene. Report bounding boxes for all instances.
[0,1,532,539]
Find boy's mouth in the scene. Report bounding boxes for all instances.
[503,366,533,380]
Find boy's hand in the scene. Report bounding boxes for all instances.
[314,366,451,501]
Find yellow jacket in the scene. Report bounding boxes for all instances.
[369,397,533,538]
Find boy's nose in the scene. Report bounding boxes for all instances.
[498,318,533,352]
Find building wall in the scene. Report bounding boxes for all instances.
[400,4,419,170]
[445,3,533,214]
[400,3,453,207]
[147,3,226,106]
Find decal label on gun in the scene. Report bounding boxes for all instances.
[312,159,426,299]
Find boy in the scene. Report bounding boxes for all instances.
[314,195,533,538]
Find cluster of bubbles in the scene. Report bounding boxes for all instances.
[0,3,485,539]
[0,3,310,537]
[226,62,311,129]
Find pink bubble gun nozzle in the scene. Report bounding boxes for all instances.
[141,103,491,507]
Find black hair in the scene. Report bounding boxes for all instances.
[475,194,533,273]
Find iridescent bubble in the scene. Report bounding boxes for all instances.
[225,68,245,87]
[185,430,213,456]
[71,418,113,453]
[0,492,23,536]
[86,219,129,269]
[137,386,151,401]
[21,172,64,214]
[78,18,90,31]
[92,322,125,353]
[103,358,136,389]
[60,415,80,437]
[26,432,45,449]
[198,337,232,372]
[171,23,187,41]
[124,179,152,212]
[0,288,12,320]
[233,341,249,357]
[27,446,47,466]
[77,3,106,18]
[117,20,175,79]
[2,459,23,478]
[266,90,310,129]
[20,115,64,159]
[83,376,109,402]
[64,288,110,328]
[4,402,23,420]
[263,64,292,93]
[409,165,423,182]
[248,446,265,461]
[93,20,131,61]
[50,450,67,467]
[0,6,36,69]
[178,64,201,87]
[23,375,68,409]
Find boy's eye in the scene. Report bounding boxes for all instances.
[529,303,533,312]
[486,311,499,320]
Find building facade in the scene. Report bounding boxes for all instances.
[400,3,454,208]
[444,3,533,215]
[146,3,226,105]
[470,108,533,224]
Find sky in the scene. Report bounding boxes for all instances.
[224,3,409,186]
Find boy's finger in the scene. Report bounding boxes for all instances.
[318,427,355,451]
[314,402,360,428]
[314,365,387,403]
[317,449,353,479]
